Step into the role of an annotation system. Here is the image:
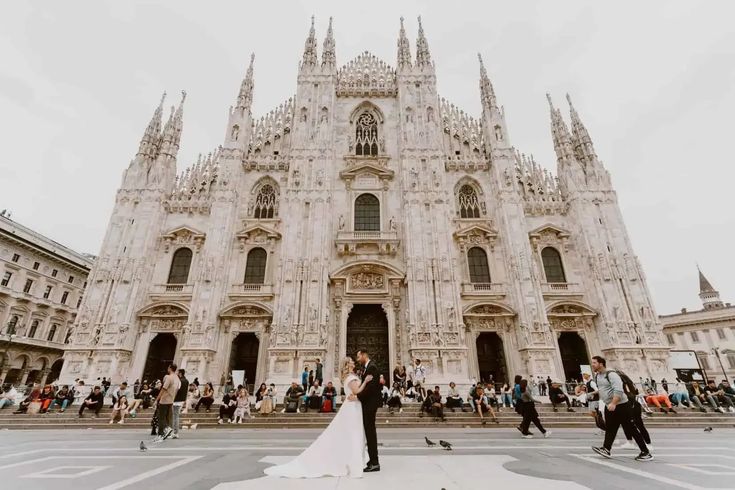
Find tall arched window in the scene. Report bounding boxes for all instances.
[167,248,193,284]
[28,320,39,338]
[354,194,380,231]
[468,247,491,283]
[355,112,378,156]
[254,183,278,219]
[47,323,58,342]
[7,315,18,333]
[541,247,566,283]
[457,184,481,218]
[244,248,267,284]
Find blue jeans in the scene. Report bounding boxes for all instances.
[501,393,513,407]
[0,399,15,409]
[52,399,71,411]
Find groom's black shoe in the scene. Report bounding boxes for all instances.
[363,464,381,472]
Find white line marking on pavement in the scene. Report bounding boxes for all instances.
[0,455,188,471]
[572,454,706,490]
[655,454,735,460]
[0,449,46,460]
[668,464,735,476]
[22,465,111,479]
[97,456,202,490]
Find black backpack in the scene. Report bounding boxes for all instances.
[606,370,639,399]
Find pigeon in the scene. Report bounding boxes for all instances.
[139,441,148,452]
[425,436,436,447]
[439,440,452,451]
[704,426,713,432]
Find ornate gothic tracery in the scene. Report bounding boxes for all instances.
[355,112,378,156]
[253,183,278,219]
[457,184,481,218]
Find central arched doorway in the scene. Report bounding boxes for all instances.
[476,332,507,385]
[229,333,259,391]
[142,333,177,384]
[346,304,389,381]
[558,331,589,382]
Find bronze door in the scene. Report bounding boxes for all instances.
[346,304,389,381]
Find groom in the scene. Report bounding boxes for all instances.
[356,349,381,472]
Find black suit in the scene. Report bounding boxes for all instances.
[357,360,381,466]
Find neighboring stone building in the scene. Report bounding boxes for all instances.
[60,17,670,390]
[661,269,735,381]
[0,212,93,387]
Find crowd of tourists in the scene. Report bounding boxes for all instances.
[2,353,734,458]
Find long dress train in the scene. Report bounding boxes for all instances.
[263,374,367,478]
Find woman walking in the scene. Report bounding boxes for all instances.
[518,379,551,439]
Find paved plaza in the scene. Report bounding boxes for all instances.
[0,428,732,489]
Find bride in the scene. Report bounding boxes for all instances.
[264,356,373,479]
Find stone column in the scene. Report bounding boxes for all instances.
[467,329,480,381]
[39,369,51,386]
[129,324,153,382]
[254,329,268,387]
[382,302,397,373]
[19,369,30,386]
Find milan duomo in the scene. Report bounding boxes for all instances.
[59,17,671,390]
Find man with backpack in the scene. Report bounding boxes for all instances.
[591,355,653,461]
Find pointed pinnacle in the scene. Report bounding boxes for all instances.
[546,92,554,110]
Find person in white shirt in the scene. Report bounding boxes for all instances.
[413,359,427,400]
[0,386,18,409]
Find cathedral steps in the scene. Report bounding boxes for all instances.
[1,405,733,430]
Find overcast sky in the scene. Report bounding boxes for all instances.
[1,1,733,315]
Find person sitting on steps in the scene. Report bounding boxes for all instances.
[218,388,238,424]
[109,395,130,424]
[282,381,305,413]
[195,382,215,412]
[549,382,575,412]
[387,382,403,414]
[644,387,676,414]
[445,382,463,412]
[78,385,104,418]
[428,386,447,422]
[472,385,499,424]
[51,384,74,412]
[233,387,251,423]
[321,381,337,413]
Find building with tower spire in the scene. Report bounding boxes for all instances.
[661,267,734,381]
[59,17,672,390]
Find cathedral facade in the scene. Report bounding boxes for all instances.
[60,17,670,390]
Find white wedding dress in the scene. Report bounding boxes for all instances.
[264,374,367,479]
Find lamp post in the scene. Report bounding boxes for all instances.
[712,347,729,383]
